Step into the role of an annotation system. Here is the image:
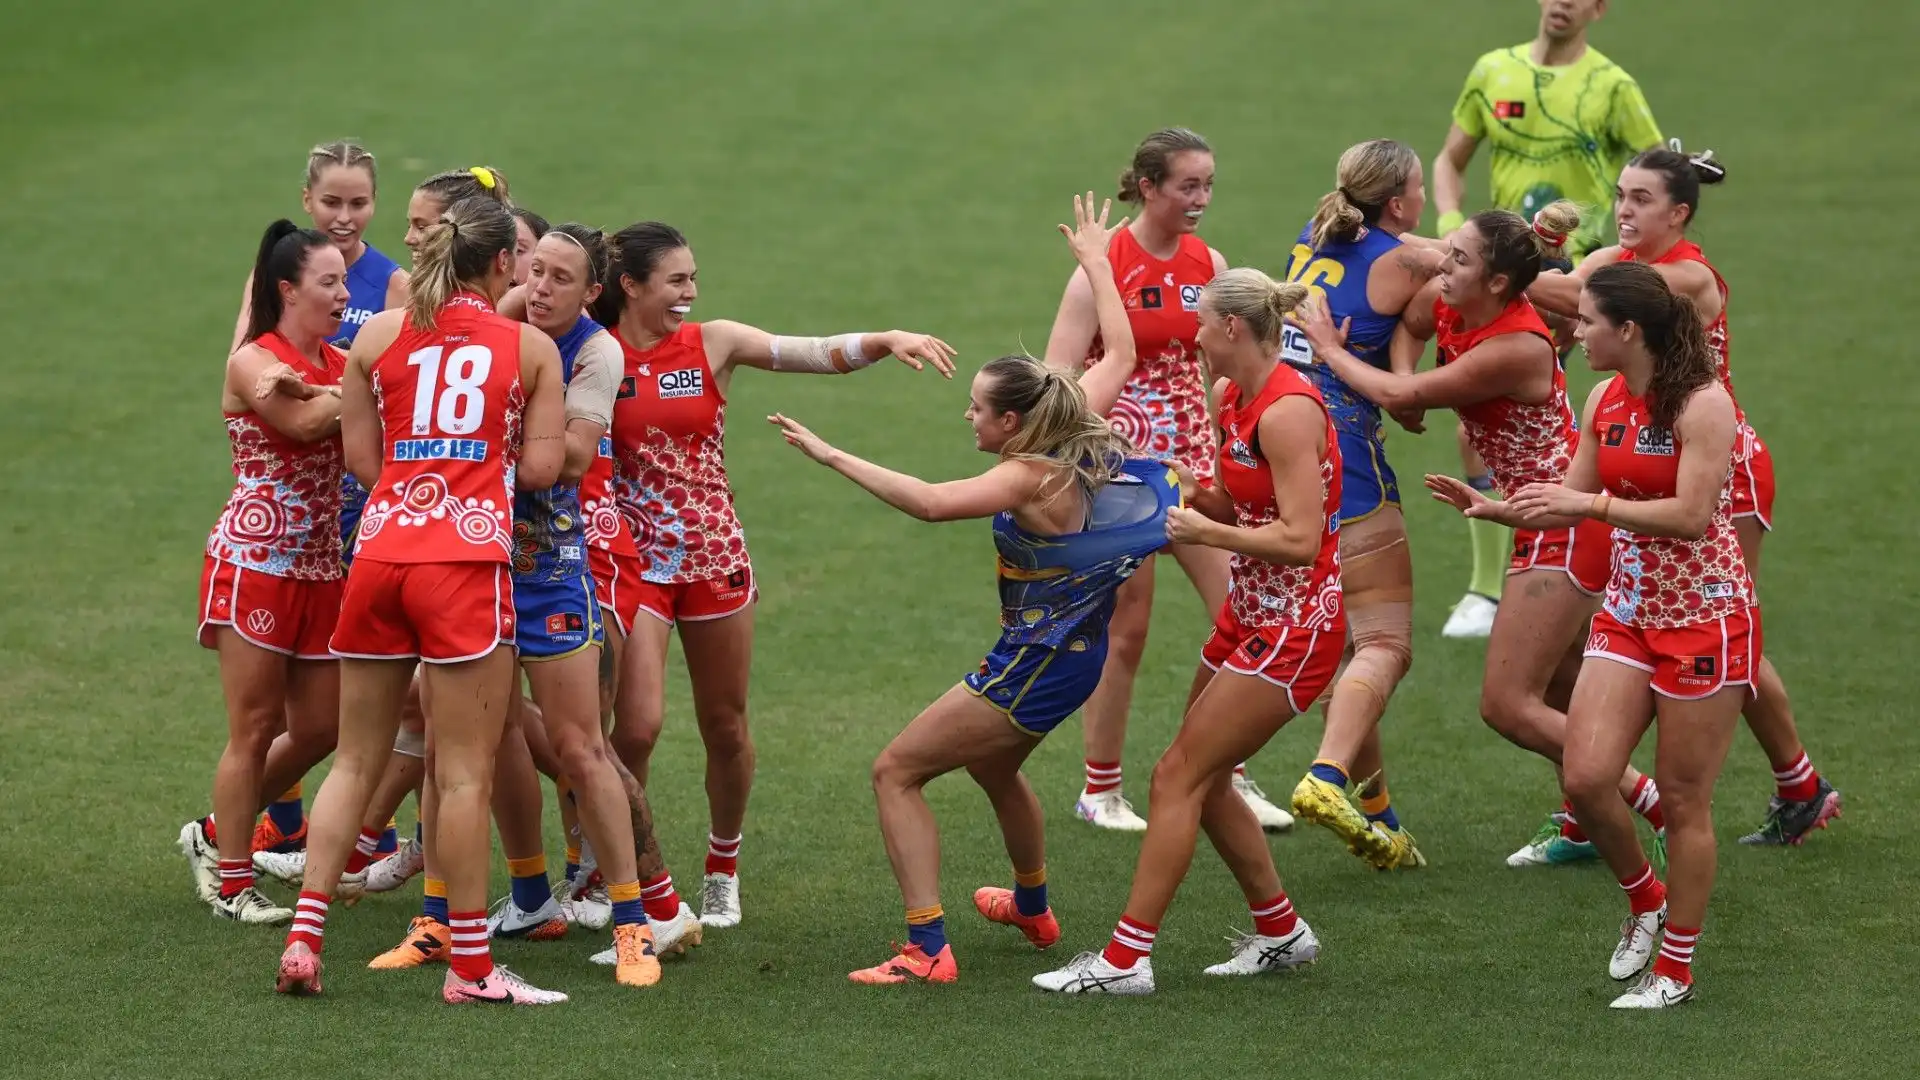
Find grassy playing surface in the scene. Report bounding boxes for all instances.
[2,1,1916,1076]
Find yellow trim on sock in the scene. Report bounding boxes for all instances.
[905,905,944,925]
[1013,867,1047,888]
[566,843,582,865]
[605,880,642,903]
[1359,789,1392,816]
[276,783,302,801]
[507,854,548,879]
[1312,758,1349,775]
[423,877,448,899]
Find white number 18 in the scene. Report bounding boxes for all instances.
[406,345,493,436]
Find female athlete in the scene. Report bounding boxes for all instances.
[1042,128,1291,833]
[593,222,956,931]
[1035,268,1344,995]
[276,194,571,1006]
[1447,261,1755,1008]
[1277,139,1438,870]
[1304,203,1666,867]
[179,221,350,923]
[1526,145,1839,846]
[223,142,408,860]
[771,195,1168,984]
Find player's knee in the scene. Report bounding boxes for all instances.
[1147,748,1203,806]
[608,722,657,769]
[870,747,925,794]
[697,710,752,760]
[1560,755,1617,813]
[1478,684,1529,741]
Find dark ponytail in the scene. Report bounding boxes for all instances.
[1627,141,1727,231]
[1586,261,1718,430]
[246,219,331,344]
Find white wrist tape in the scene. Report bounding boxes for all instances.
[770,333,871,374]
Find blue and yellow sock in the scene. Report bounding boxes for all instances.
[564,840,582,885]
[422,876,449,925]
[606,880,646,928]
[265,783,304,835]
[376,815,399,855]
[507,854,553,911]
[1013,867,1048,917]
[1309,758,1351,789]
[1360,785,1400,831]
[906,904,947,955]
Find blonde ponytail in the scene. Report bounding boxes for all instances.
[1308,139,1420,249]
[1203,268,1307,349]
[980,356,1132,496]
[404,196,515,329]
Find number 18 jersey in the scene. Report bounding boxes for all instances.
[354,292,525,565]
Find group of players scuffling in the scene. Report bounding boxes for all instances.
[180,0,1840,1011]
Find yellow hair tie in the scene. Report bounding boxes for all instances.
[469,166,496,190]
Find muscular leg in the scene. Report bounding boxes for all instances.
[679,607,756,855]
[1078,557,1154,794]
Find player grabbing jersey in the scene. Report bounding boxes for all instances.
[768,197,1170,984]
[1278,139,1444,870]
[1432,0,1665,638]
[592,221,956,933]
[276,195,571,1006]
[1527,146,1839,846]
[1307,203,1667,868]
[1037,269,1344,995]
[1043,129,1292,834]
[219,143,409,861]
[1481,263,1752,1008]
[178,222,350,924]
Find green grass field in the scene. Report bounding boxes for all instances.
[3,1,1917,1076]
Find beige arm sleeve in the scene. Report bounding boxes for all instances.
[563,332,621,427]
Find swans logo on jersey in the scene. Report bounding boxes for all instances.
[1138,286,1163,311]
[1602,423,1628,447]
[1633,427,1676,457]
[1701,580,1736,601]
[1180,284,1203,312]
[1227,438,1258,470]
[658,368,703,399]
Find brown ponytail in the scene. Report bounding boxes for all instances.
[1586,261,1718,430]
[1116,128,1211,203]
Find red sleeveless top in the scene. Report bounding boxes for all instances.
[1088,228,1218,480]
[354,293,525,564]
[1434,296,1574,494]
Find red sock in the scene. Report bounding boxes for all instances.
[1558,801,1589,843]
[1629,776,1666,833]
[1618,863,1667,916]
[218,858,253,899]
[201,814,219,845]
[1652,924,1699,984]
[640,872,682,922]
[1774,751,1820,803]
[1250,892,1299,939]
[1084,760,1122,795]
[344,828,382,874]
[1102,915,1157,970]
[705,833,740,877]
[447,911,493,982]
[285,890,329,952]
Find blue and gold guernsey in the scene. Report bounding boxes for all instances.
[964,457,1180,734]
[1281,223,1406,524]
[511,314,606,660]
[331,243,402,564]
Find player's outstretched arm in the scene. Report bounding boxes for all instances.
[702,321,956,397]
[1056,192,1139,418]
[768,413,1047,523]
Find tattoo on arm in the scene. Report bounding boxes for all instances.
[1394,247,1441,281]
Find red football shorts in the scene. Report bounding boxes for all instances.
[1730,425,1774,529]
[198,556,342,660]
[589,546,646,638]
[330,560,515,664]
[1510,517,1611,596]
[1201,605,1344,716]
[1585,606,1762,700]
[634,566,756,626]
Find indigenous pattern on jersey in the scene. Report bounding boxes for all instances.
[1593,375,1751,628]
[993,457,1181,648]
[1086,229,1217,480]
[610,322,749,583]
[1434,296,1572,493]
[1215,364,1343,631]
[511,315,598,585]
[1453,44,1663,255]
[353,293,523,565]
[330,244,402,554]
[208,331,345,580]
